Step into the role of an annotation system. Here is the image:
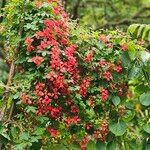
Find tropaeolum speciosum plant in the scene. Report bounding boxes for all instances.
[0,0,149,150]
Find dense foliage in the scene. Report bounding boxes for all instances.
[0,0,150,150]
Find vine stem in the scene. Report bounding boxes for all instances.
[0,61,15,122]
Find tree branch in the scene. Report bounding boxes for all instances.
[0,0,6,23]
[72,0,81,20]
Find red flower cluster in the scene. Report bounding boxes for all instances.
[79,77,91,97]
[71,105,79,114]
[32,56,44,66]
[47,127,60,138]
[25,37,34,52]
[103,71,112,81]
[99,34,108,43]
[49,106,62,119]
[21,93,32,104]
[50,46,63,71]
[65,116,81,126]
[100,88,109,101]
[114,65,122,73]
[80,136,90,150]
[100,122,109,141]
[99,59,107,67]
[65,45,78,77]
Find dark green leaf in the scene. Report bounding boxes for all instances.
[112,96,120,106]
[96,140,106,150]
[107,141,117,150]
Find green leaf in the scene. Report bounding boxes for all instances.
[96,140,106,150]
[70,144,80,150]
[128,66,141,80]
[0,125,10,141]
[26,106,36,113]
[11,126,19,139]
[143,123,150,134]
[36,116,49,124]
[109,121,127,136]
[142,139,150,150]
[20,132,30,141]
[139,93,150,106]
[0,132,11,141]
[122,52,131,68]
[13,92,20,99]
[34,127,45,136]
[107,141,117,150]
[53,144,68,150]
[127,140,137,150]
[112,96,120,106]
[87,140,96,150]
[127,24,140,35]
[13,143,28,150]
[122,110,135,122]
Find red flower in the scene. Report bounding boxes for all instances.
[53,6,61,15]
[71,105,79,114]
[21,93,32,105]
[84,50,93,63]
[47,127,60,138]
[32,56,44,66]
[103,71,112,81]
[99,34,108,43]
[114,65,122,73]
[80,136,91,150]
[65,116,80,126]
[66,99,73,106]
[121,43,128,51]
[25,37,34,52]
[49,107,61,119]
[100,88,109,101]
[37,41,47,50]
[25,37,33,45]
[27,45,34,52]
[99,59,107,67]
[35,31,44,38]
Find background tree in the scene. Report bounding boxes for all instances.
[62,0,150,29]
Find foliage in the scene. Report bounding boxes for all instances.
[128,24,150,42]
[63,0,150,29]
[0,0,150,150]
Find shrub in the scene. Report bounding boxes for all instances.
[0,0,149,149]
